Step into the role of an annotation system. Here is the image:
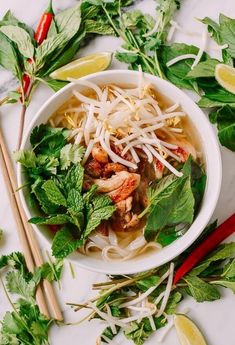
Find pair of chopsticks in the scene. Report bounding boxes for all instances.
[0,126,63,321]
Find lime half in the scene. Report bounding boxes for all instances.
[215,63,235,94]
[50,52,112,81]
[174,314,208,345]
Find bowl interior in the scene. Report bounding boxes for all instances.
[18,70,222,275]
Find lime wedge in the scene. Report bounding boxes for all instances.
[215,63,235,94]
[50,52,112,81]
[174,314,208,345]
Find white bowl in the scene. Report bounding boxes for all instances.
[18,70,222,275]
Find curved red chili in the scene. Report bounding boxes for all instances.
[34,0,54,45]
[173,213,235,285]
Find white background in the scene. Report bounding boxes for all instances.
[0,0,235,344]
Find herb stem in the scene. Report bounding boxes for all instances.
[17,104,27,150]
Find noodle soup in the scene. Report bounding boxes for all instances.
[44,77,204,261]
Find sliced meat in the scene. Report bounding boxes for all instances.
[171,139,197,162]
[135,178,149,208]
[94,171,132,193]
[92,143,109,163]
[108,173,140,203]
[103,163,127,178]
[85,159,103,178]
[116,196,133,215]
[110,212,140,232]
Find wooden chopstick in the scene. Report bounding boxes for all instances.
[0,127,63,321]
[0,146,49,318]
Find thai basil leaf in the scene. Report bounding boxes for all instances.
[0,10,34,37]
[213,106,235,151]
[187,58,219,78]
[45,79,69,92]
[54,4,81,33]
[0,31,21,79]
[0,25,34,59]
[219,14,235,58]
[212,280,235,293]
[201,17,222,44]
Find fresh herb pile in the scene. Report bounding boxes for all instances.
[0,251,63,345]
[15,124,206,259]
[15,124,116,259]
[69,220,235,345]
[83,0,235,151]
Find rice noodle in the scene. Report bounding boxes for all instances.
[191,27,208,69]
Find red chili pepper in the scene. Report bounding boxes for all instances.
[34,0,54,45]
[22,74,31,95]
[173,213,235,285]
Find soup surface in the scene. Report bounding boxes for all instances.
[46,79,204,261]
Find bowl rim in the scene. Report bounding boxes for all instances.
[17,69,222,275]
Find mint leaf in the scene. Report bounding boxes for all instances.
[42,180,67,207]
[64,164,84,193]
[52,226,82,259]
[136,276,161,291]
[212,280,235,293]
[83,195,115,239]
[67,189,84,215]
[222,258,235,278]
[29,214,72,225]
[60,143,85,170]
[32,181,59,214]
[184,275,220,302]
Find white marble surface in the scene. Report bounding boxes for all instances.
[0,1,235,344]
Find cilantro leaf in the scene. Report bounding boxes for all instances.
[6,271,35,302]
[60,143,85,170]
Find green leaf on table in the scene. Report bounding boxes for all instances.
[136,275,161,291]
[0,25,34,59]
[0,31,21,79]
[197,96,235,108]
[0,332,19,345]
[45,79,69,92]
[201,17,222,44]
[222,258,235,278]
[184,275,220,302]
[115,51,139,64]
[165,291,182,314]
[6,271,35,301]
[159,43,201,92]
[85,19,115,35]
[34,260,63,284]
[214,106,235,151]
[212,280,235,293]
[190,243,235,276]
[0,10,34,37]
[52,226,82,259]
[144,158,195,241]
[42,180,67,207]
[1,312,22,335]
[54,4,81,33]
[60,143,85,170]
[187,58,219,78]
[219,14,235,58]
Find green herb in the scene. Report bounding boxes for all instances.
[0,252,55,345]
[141,158,196,241]
[68,222,235,345]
